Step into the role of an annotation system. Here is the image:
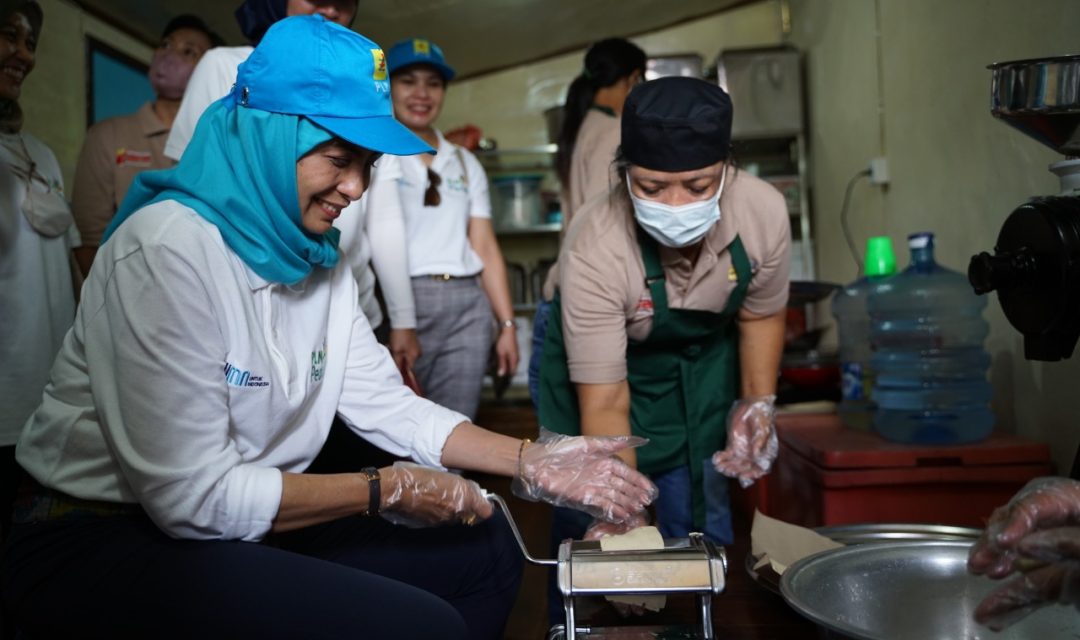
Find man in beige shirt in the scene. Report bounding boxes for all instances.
[71,15,220,276]
[538,77,790,551]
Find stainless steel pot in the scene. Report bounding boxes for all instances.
[990,54,1080,155]
[780,541,1079,639]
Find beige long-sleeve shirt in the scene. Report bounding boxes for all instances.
[559,167,791,384]
[543,108,622,301]
[71,102,172,248]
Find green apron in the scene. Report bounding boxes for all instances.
[538,231,752,528]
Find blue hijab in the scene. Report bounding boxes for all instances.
[104,95,339,286]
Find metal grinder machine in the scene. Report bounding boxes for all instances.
[486,493,728,640]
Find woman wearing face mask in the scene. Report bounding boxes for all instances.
[166,0,424,418]
[2,18,657,639]
[385,38,519,421]
[0,0,78,541]
[71,14,221,277]
[539,77,790,547]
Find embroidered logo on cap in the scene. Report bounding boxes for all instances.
[412,39,430,56]
[371,49,387,81]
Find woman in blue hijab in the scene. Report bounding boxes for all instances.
[2,17,657,640]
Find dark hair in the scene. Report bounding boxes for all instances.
[555,38,646,185]
[5,1,43,40]
[163,14,224,48]
[612,146,739,209]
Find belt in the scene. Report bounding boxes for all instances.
[418,274,475,281]
[12,476,142,524]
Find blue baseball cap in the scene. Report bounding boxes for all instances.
[386,38,456,82]
[233,15,433,156]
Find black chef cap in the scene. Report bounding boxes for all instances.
[621,76,733,172]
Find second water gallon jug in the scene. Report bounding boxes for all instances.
[831,236,897,430]
[868,232,994,444]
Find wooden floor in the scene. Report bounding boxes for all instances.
[473,399,820,640]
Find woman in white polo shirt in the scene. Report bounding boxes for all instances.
[3,18,656,639]
[165,0,423,375]
[386,38,519,420]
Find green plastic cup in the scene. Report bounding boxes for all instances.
[864,236,897,277]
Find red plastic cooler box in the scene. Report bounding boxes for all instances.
[737,413,1053,528]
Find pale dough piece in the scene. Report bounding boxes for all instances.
[595,526,667,611]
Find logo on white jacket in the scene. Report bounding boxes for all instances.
[224,362,270,388]
[311,345,327,383]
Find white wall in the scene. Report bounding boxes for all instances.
[21,0,152,190]
[787,0,1080,473]
[436,1,784,148]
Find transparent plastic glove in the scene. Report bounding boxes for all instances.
[969,477,1080,579]
[512,428,658,523]
[973,548,1080,630]
[380,461,493,528]
[711,395,778,488]
[582,511,652,541]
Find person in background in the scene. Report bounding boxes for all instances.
[0,17,657,639]
[540,76,789,549]
[386,37,518,420]
[528,37,646,407]
[968,476,1080,630]
[166,0,423,399]
[71,14,221,277]
[0,0,78,541]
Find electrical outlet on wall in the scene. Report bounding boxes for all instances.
[869,157,890,185]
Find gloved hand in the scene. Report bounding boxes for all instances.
[512,428,658,524]
[582,511,653,541]
[711,395,778,488]
[973,527,1080,630]
[969,477,1080,578]
[967,477,1080,629]
[381,461,493,528]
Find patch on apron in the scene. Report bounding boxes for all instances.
[633,290,654,319]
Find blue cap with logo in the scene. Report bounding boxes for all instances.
[233,15,433,156]
[386,38,456,82]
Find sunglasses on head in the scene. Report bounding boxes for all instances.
[424,167,441,207]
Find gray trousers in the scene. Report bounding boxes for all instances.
[411,276,493,420]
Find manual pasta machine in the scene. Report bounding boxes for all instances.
[486,493,728,640]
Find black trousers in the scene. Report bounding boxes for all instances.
[1,506,522,640]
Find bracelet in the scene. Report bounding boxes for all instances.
[499,319,515,330]
[360,467,380,517]
[517,438,531,478]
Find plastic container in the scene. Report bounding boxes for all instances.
[868,232,994,444]
[830,237,897,430]
[491,174,543,229]
[738,413,1052,528]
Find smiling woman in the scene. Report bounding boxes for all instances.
[2,15,659,640]
[0,0,79,543]
[296,139,378,235]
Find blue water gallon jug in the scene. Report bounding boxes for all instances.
[868,232,994,444]
[831,236,897,430]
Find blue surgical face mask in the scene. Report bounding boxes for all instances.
[628,168,726,248]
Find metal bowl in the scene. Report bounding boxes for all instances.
[989,54,1080,155]
[780,541,1079,640]
[746,523,981,595]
